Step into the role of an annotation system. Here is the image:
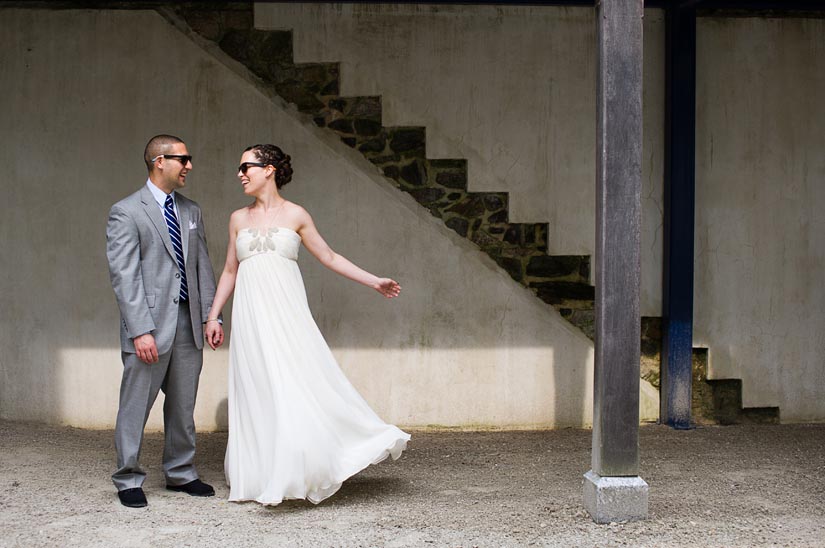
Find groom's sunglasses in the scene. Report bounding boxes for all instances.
[151,154,193,165]
[238,162,268,174]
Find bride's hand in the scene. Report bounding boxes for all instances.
[205,322,224,350]
[374,278,401,298]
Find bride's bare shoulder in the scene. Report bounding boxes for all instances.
[228,207,253,229]
[279,201,311,233]
[281,201,309,220]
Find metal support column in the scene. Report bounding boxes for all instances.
[661,4,696,430]
[583,0,648,524]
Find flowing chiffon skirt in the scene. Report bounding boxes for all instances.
[224,227,409,505]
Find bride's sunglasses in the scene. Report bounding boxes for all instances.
[238,162,268,174]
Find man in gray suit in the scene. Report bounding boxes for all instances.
[106,134,224,508]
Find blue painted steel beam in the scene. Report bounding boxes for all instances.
[661,5,696,430]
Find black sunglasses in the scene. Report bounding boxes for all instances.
[152,154,192,165]
[238,162,268,174]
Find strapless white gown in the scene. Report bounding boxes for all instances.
[224,227,409,505]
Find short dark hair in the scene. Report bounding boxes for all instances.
[244,144,293,188]
[144,134,185,171]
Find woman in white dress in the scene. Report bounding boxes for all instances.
[206,144,410,506]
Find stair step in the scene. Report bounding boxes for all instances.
[490,254,526,283]
[219,29,295,77]
[740,407,780,424]
[443,191,507,220]
[404,185,451,208]
[529,281,595,308]
[690,347,781,425]
[392,190,507,231]
[484,248,580,284]
[706,379,781,425]
[691,348,716,424]
[290,63,340,103]
[176,4,255,42]
[327,96,382,121]
[274,63,340,114]
[556,308,595,339]
[525,254,589,282]
[439,193,510,241]
[357,126,426,165]
[325,117,383,138]
[427,159,467,190]
[472,223,548,255]
[707,379,744,425]
[317,96,383,131]
[379,158,467,194]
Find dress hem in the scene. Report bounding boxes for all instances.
[227,435,410,506]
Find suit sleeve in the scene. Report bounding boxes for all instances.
[194,206,218,323]
[106,204,156,338]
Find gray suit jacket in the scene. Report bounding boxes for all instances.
[106,185,217,354]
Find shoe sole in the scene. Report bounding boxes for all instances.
[166,486,215,497]
[120,501,148,508]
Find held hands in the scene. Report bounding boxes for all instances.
[373,278,401,298]
[205,321,225,350]
[133,333,159,364]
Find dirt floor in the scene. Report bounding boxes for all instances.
[1,420,824,547]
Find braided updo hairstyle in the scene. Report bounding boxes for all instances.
[244,144,293,189]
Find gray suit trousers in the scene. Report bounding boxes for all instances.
[112,302,203,491]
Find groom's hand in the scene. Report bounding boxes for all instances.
[133,333,159,364]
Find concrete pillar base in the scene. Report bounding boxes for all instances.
[583,470,649,524]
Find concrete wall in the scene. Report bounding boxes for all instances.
[695,17,825,421]
[3,5,820,428]
[256,4,825,421]
[255,3,667,317]
[0,7,666,430]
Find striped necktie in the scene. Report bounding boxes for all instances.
[163,195,189,302]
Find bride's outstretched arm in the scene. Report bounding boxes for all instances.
[297,207,401,299]
[205,212,243,348]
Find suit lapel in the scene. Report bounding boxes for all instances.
[140,186,176,261]
[177,197,191,262]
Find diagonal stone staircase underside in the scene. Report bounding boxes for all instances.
[168,2,596,337]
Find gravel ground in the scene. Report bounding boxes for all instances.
[1,420,824,547]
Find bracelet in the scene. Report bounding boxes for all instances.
[205,318,220,323]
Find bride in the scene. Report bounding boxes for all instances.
[205,144,410,505]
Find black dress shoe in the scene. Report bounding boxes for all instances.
[166,479,215,497]
[118,487,148,508]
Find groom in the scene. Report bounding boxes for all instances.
[106,134,224,508]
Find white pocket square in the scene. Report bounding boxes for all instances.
[189,220,198,230]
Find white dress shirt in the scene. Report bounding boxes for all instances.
[146,179,180,219]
